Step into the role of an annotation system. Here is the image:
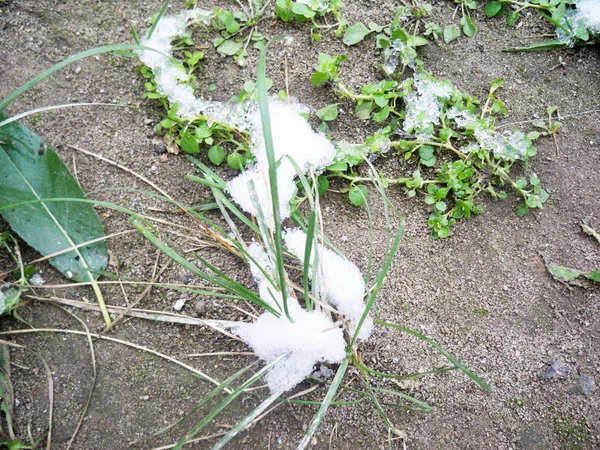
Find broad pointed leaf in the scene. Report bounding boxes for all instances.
[0,114,108,281]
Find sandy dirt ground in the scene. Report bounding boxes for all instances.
[1,0,599,448]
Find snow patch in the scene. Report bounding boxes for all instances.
[140,9,375,395]
[284,228,373,341]
[403,74,454,139]
[234,301,346,394]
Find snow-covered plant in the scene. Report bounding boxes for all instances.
[133,8,491,448]
[313,55,550,239]
[485,0,600,51]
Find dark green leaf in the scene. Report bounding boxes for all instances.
[208,146,226,165]
[178,131,200,154]
[373,105,390,123]
[507,10,519,26]
[311,71,330,86]
[484,2,502,18]
[317,176,329,196]
[516,204,529,216]
[227,152,245,170]
[461,16,476,37]
[0,115,108,281]
[349,185,368,207]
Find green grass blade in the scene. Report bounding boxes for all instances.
[367,392,405,437]
[0,44,158,112]
[174,352,290,449]
[290,210,346,259]
[375,320,493,392]
[257,42,291,321]
[192,253,274,312]
[350,215,404,348]
[147,0,171,39]
[352,356,456,379]
[296,357,349,450]
[147,360,260,441]
[369,386,432,411]
[131,26,141,44]
[131,218,279,316]
[303,210,317,311]
[184,175,225,190]
[212,391,281,450]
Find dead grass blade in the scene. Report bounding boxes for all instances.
[35,353,53,450]
[55,306,97,450]
[27,296,242,341]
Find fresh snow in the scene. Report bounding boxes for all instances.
[284,228,374,341]
[235,301,346,394]
[403,74,454,139]
[140,9,375,394]
[557,0,600,46]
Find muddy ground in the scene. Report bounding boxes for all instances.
[1,0,599,449]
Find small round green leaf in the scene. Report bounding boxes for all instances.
[316,103,339,121]
[437,226,450,238]
[178,131,200,154]
[484,1,502,17]
[349,184,368,207]
[317,176,329,196]
[208,146,226,165]
[227,152,245,170]
[311,71,330,86]
[343,22,372,46]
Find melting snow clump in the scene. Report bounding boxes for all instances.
[30,273,45,286]
[403,74,454,139]
[234,301,346,394]
[284,228,374,341]
[227,101,337,225]
[140,9,376,395]
[557,0,600,46]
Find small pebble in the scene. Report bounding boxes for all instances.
[30,273,45,286]
[574,374,595,397]
[194,300,207,315]
[183,274,192,285]
[173,298,186,311]
[542,360,570,381]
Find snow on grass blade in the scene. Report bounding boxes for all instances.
[296,357,349,450]
[375,320,492,392]
[257,41,291,322]
[173,352,290,450]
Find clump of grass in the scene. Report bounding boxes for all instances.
[130,12,492,445]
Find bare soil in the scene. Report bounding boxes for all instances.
[1,1,599,449]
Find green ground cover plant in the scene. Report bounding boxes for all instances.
[3,0,598,446]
